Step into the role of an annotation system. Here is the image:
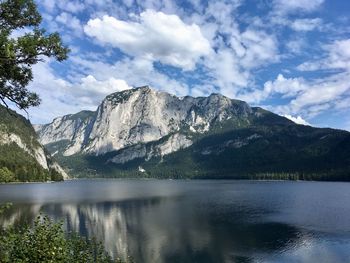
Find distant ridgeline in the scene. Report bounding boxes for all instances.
[0,105,67,183]
[35,87,350,181]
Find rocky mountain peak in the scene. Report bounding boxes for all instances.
[36,87,254,158]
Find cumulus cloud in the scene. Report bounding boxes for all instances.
[70,55,190,97]
[27,61,133,123]
[238,74,306,103]
[84,10,211,70]
[282,115,310,125]
[77,75,132,103]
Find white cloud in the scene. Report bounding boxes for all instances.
[77,75,132,104]
[290,18,322,31]
[206,47,249,96]
[239,68,350,120]
[84,10,211,70]
[271,73,349,118]
[55,12,83,36]
[285,38,305,54]
[26,60,133,123]
[325,39,350,71]
[57,0,85,13]
[190,84,218,97]
[239,30,279,68]
[289,73,350,113]
[283,114,310,125]
[41,0,85,14]
[238,74,305,103]
[273,0,324,13]
[297,39,350,72]
[265,74,305,98]
[201,29,279,98]
[70,54,190,97]
[41,0,56,12]
[50,3,280,109]
[261,38,350,118]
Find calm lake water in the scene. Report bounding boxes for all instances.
[0,180,350,262]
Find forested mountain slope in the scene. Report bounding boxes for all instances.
[0,105,68,182]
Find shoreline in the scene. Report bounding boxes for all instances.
[1,177,350,185]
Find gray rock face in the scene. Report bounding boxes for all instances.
[36,86,252,163]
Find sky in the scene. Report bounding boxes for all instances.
[15,0,350,130]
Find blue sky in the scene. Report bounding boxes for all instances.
[20,0,350,130]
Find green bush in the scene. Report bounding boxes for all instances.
[0,167,15,183]
[0,215,127,263]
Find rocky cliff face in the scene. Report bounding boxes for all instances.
[36,86,253,163]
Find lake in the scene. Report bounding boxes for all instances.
[0,180,350,262]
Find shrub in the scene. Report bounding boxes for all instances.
[0,167,15,183]
[0,215,125,262]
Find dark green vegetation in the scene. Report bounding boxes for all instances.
[0,105,64,182]
[0,0,69,109]
[0,205,127,262]
[53,107,350,181]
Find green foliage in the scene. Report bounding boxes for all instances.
[0,215,124,262]
[0,203,12,214]
[0,0,69,109]
[49,169,64,182]
[0,167,15,182]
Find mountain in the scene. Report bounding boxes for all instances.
[35,86,350,180]
[0,105,68,182]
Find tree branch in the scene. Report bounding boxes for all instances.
[0,95,17,117]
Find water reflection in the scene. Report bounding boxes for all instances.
[0,180,350,262]
[0,197,305,262]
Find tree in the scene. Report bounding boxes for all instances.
[0,0,69,110]
[0,167,15,182]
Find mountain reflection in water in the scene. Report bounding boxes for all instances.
[0,180,350,263]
